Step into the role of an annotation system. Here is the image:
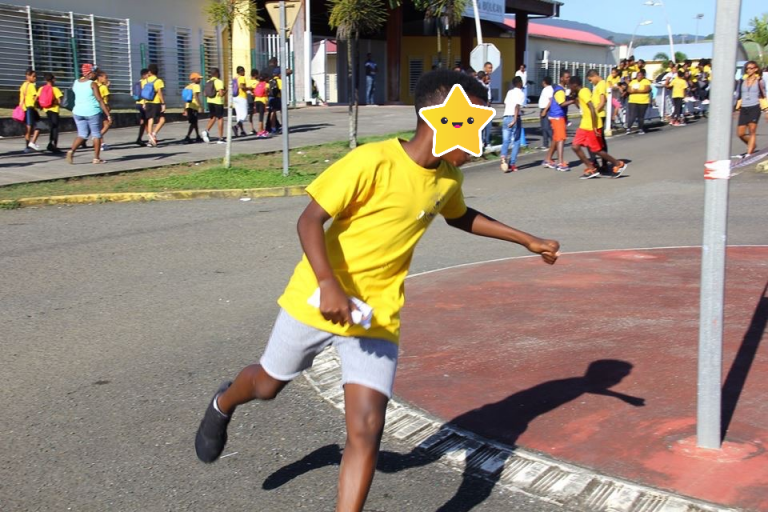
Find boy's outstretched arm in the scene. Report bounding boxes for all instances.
[446,208,560,265]
[297,199,356,326]
[590,389,645,407]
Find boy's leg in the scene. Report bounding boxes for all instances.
[572,142,592,167]
[509,121,522,166]
[217,364,288,414]
[337,384,388,512]
[334,336,397,512]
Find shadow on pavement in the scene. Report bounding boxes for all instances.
[289,123,333,134]
[263,359,644,512]
[721,281,768,441]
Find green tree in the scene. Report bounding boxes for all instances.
[205,0,260,168]
[414,0,470,69]
[328,0,389,149]
[740,14,768,47]
[652,51,688,65]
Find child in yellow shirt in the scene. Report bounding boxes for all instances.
[41,73,64,153]
[183,72,203,143]
[194,70,560,511]
[96,71,112,150]
[20,68,41,152]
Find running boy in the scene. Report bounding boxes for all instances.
[569,76,627,179]
[194,70,560,511]
[135,68,149,147]
[19,68,41,153]
[41,73,63,154]
[183,72,203,143]
[143,64,166,147]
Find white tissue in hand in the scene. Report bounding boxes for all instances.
[307,288,373,329]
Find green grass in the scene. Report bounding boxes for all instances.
[0,131,415,201]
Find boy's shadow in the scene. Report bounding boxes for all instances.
[263,359,644,511]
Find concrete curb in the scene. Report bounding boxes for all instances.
[0,185,308,208]
[304,349,737,512]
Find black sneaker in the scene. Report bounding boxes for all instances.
[136,140,147,147]
[195,381,233,463]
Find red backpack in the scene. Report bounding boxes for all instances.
[254,81,267,98]
[37,84,55,108]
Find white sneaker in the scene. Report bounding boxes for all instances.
[101,143,110,151]
[28,142,41,151]
[216,139,225,145]
[201,130,210,143]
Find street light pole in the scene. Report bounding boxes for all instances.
[695,14,704,44]
[628,20,653,57]
[645,1,674,61]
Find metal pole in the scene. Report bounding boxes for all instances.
[280,0,290,176]
[200,43,208,111]
[471,0,483,45]
[26,6,35,68]
[304,0,312,106]
[605,85,613,136]
[697,0,742,450]
[126,19,134,87]
[90,14,97,64]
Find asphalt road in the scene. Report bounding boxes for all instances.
[1,119,766,512]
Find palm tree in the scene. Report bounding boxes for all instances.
[205,0,260,168]
[415,0,470,69]
[653,51,688,64]
[328,0,388,149]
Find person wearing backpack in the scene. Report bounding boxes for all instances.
[182,72,203,144]
[66,63,111,165]
[39,73,64,154]
[247,68,259,135]
[202,67,226,144]
[232,66,249,138]
[251,72,270,138]
[141,64,166,146]
[134,68,149,146]
[19,68,41,153]
[267,67,283,134]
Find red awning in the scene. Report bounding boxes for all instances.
[504,19,614,47]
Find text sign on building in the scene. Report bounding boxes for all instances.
[462,0,505,24]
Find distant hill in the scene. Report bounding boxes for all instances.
[532,18,700,45]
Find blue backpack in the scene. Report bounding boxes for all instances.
[231,78,239,96]
[140,80,156,101]
[131,80,142,101]
[181,87,194,103]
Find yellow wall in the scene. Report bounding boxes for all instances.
[400,36,515,104]
[231,0,255,73]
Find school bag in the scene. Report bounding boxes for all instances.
[181,86,195,103]
[268,77,280,98]
[231,78,239,96]
[140,79,156,101]
[204,79,217,98]
[37,84,55,109]
[131,80,142,101]
[254,81,267,98]
[62,86,76,111]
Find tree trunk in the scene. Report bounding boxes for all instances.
[437,29,442,68]
[353,34,359,148]
[224,29,233,168]
[347,38,356,149]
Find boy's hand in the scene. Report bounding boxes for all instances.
[526,237,560,265]
[319,279,357,326]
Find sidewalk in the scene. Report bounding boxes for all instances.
[0,104,545,187]
[395,247,768,511]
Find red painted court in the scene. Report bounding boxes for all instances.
[396,247,768,511]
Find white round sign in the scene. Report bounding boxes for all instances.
[470,43,501,72]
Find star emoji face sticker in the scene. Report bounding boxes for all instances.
[419,84,496,158]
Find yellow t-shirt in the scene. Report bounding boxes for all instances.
[671,77,687,99]
[252,80,268,103]
[207,78,225,105]
[628,79,652,104]
[689,66,699,83]
[277,139,468,343]
[43,86,64,114]
[99,84,110,105]
[141,76,164,104]
[185,83,201,111]
[236,76,247,99]
[607,75,621,87]
[578,87,601,130]
[591,79,607,118]
[20,82,37,110]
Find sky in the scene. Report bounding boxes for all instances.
[555,0,765,36]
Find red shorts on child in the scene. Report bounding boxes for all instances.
[573,128,604,153]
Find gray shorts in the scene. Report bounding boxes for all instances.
[260,308,399,398]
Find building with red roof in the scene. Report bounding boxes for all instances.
[505,17,616,65]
